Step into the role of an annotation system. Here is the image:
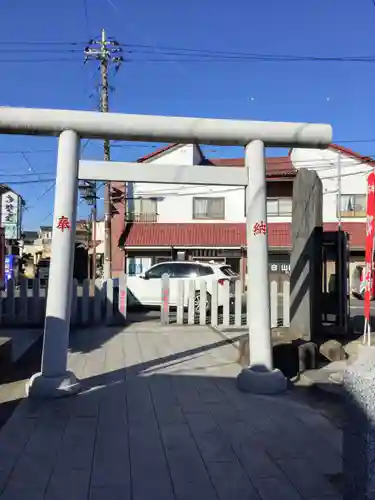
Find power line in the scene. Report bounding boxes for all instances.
[0,56,374,66]
[0,149,54,154]
[3,38,375,62]
[124,42,375,61]
[0,157,368,190]
[0,39,356,59]
[124,43,375,64]
[3,178,55,185]
[0,58,82,63]
[21,152,42,180]
[3,54,375,64]
[116,179,365,200]
[0,49,83,53]
[39,182,105,226]
[0,138,373,157]
[25,182,56,211]
[126,57,375,64]
[0,172,53,177]
[0,147,373,172]
[4,43,375,65]
[127,51,375,63]
[111,164,374,199]
[0,40,85,45]
[0,152,371,178]
[83,0,90,35]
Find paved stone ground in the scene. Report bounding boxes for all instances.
[0,323,342,499]
[0,328,42,362]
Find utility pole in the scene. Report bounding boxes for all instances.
[84,29,123,280]
[336,153,344,330]
[337,154,342,230]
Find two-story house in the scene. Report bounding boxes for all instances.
[33,225,53,261]
[32,219,97,263]
[110,142,372,282]
[110,144,295,278]
[21,231,39,272]
[291,144,371,279]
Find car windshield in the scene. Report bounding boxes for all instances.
[219,266,237,277]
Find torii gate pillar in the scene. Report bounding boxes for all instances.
[27,130,81,397]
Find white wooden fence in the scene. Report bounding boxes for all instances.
[0,277,127,328]
[0,276,290,329]
[160,276,290,328]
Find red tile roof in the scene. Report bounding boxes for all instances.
[137,143,179,163]
[206,156,295,178]
[122,222,366,250]
[137,142,375,178]
[124,223,247,248]
[287,143,375,166]
[136,143,295,179]
[329,144,375,167]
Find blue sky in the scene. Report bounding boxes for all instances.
[1,0,375,229]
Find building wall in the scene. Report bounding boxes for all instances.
[93,221,104,255]
[112,145,371,278]
[291,147,370,223]
[131,144,294,224]
[111,181,126,276]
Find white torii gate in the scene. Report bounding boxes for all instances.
[0,107,332,397]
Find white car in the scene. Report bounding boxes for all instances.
[127,261,238,313]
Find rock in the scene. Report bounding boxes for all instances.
[237,337,317,379]
[319,339,347,362]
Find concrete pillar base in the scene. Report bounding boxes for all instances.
[237,365,287,394]
[26,371,81,399]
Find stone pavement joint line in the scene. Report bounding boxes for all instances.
[0,323,342,500]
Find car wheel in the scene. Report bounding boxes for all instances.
[194,291,211,314]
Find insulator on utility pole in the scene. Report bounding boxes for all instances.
[84,28,123,281]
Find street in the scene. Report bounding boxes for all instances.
[349,296,375,334]
[350,296,370,315]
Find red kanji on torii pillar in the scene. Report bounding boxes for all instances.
[364,171,375,343]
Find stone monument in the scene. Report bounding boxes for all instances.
[290,169,323,342]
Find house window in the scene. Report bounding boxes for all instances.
[193,197,225,220]
[266,198,292,216]
[339,194,366,217]
[130,198,158,222]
